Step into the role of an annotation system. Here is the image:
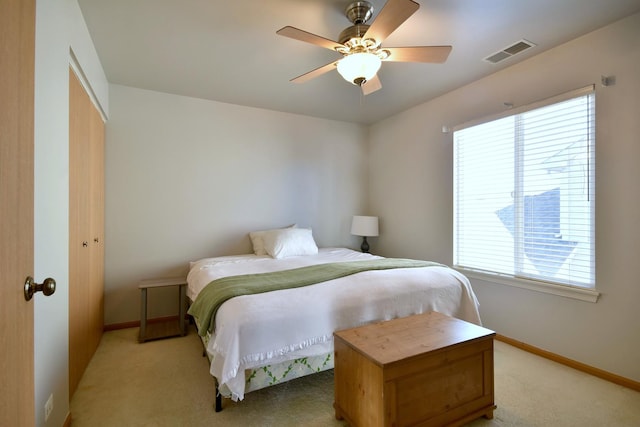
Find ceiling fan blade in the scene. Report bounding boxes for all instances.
[383,46,452,63]
[362,74,382,95]
[276,26,344,51]
[363,0,420,44]
[290,60,338,84]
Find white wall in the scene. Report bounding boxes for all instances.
[104,85,369,325]
[369,13,640,382]
[34,0,108,425]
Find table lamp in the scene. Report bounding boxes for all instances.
[350,215,379,253]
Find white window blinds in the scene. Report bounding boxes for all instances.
[454,86,595,288]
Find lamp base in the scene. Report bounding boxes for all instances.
[360,236,370,253]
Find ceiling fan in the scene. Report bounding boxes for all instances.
[276,0,452,95]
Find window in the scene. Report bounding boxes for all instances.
[453,86,595,290]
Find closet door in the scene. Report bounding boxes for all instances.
[69,69,90,398]
[88,97,105,354]
[69,68,104,398]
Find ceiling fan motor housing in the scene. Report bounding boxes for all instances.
[339,1,379,49]
[345,1,374,25]
[338,24,370,45]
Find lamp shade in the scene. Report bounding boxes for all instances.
[337,53,381,86]
[350,215,379,237]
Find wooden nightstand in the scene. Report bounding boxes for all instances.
[138,276,187,343]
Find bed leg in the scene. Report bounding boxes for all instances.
[215,393,222,412]
[215,380,222,412]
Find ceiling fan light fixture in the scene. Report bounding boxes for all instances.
[337,52,381,86]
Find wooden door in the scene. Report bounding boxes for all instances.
[0,0,36,425]
[68,69,91,398]
[68,68,105,398]
[88,87,105,357]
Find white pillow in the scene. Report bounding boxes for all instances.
[262,228,318,259]
[249,224,296,255]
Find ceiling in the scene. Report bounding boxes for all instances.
[77,0,640,125]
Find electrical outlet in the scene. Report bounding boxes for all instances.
[44,393,54,422]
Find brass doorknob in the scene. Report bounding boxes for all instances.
[24,276,56,301]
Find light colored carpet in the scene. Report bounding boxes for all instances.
[70,326,640,426]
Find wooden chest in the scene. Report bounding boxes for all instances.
[333,311,496,427]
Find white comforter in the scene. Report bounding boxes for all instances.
[187,248,481,401]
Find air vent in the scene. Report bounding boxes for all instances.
[484,39,536,64]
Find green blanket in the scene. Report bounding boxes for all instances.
[187,258,442,337]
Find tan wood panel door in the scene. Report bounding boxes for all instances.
[89,99,105,354]
[68,68,105,398]
[0,0,36,425]
[68,69,91,398]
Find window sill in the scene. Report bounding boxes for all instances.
[458,269,600,303]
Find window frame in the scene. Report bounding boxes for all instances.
[452,85,599,303]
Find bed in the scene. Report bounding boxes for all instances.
[186,228,482,411]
